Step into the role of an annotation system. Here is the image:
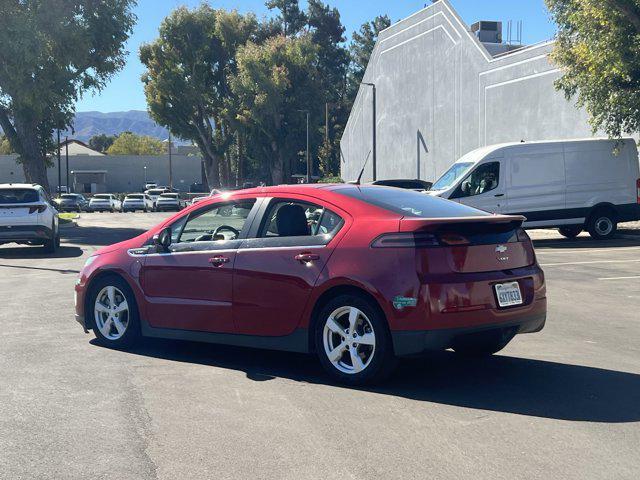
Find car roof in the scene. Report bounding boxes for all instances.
[0,183,39,190]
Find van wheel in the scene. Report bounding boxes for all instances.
[314,294,397,385]
[587,209,617,240]
[559,226,582,239]
[452,327,517,357]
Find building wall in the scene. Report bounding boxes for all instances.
[341,0,595,183]
[0,154,202,193]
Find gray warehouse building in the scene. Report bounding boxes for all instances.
[341,0,596,183]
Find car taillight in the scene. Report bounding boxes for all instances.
[28,205,47,214]
[371,232,440,248]
[516,228,530,242]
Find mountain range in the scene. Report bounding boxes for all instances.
[62,110,173,143]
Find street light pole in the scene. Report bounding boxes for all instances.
[361,82,377,181]
[168,132,173,190]
[65,136,69,193]
[57,130,61,194]
[144,166,147,185]
[297,109,311,183]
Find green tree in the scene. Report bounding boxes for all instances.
[232,35,322,184]
[547,0,640,137]
[106,132,164,156]
[266,0,307,37]
[88,134,117,153]
[348,15,391,101]
[140,5,257,188]
[0,1,136,191]
[0,135,14,155]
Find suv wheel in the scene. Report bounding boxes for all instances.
[43,224,59,254]
[315,294,397,385]
[587,209,617,240]
[89,276,140,348]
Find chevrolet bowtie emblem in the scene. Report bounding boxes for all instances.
[495,245,508,253]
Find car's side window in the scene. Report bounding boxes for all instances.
[175,199,256,244]
[458,162,500,197]
[256,199,344,245]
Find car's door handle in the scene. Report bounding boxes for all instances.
[295,253,320,262]
[209,256,230,266]
[494,194,505,197]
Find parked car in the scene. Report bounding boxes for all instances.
[155,193,185,212]
[371,179,433,192]
[144,187,170,208]
[190,189,224,205]
[56,193,89,212]
[0,183,60,253]
[89,194,122,213]
[429,138,640,239]
[75,184,547,385]
[144,182,158,190]
[122,194,154,212]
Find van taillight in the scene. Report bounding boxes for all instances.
[636,178,640,204]
[28,205,47,214]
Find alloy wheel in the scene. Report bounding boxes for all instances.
[323,306,376,374]
[94,286,130,340]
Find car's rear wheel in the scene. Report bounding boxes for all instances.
[586,209,617,240]
[315,295,397,385]
[558,226,582,239]
[43,224,59,254]
[452,327,517,357]
[90,276,140,348]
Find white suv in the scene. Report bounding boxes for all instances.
[89,194,122,213]
[0,183,60,253]
[122,193,154,212]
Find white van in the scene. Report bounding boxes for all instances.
[430,138,640,239]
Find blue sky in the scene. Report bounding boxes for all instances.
[76,0,556,112]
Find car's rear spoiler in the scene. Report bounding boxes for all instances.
[399,215,526,232]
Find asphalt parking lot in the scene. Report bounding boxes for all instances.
[0,213,639,480]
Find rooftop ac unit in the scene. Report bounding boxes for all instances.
[471,21,503,44]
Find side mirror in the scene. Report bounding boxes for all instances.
[154,227,172,252]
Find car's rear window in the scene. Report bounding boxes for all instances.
[334,186,491,218]
[94,195,111,199]
[61,194,78,199]
[127,194,144,199]
[160,193,178,198]
[0,188,39,204]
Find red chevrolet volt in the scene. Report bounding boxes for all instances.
[74,185,546,384]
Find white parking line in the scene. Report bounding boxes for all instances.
[536,246,640,255]
[598,275,640,281]
[541,259,640,267]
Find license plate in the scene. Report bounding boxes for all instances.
[495,281,523,307]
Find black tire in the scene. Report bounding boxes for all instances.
[314,294,397,385]
[43,224,59,254]
[586,208,617,240]
[452,327,517,357]
[88,275,141,349]
[558,226,582,239]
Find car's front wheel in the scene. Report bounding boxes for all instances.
[315,295,397,385]
[89,276,140,348]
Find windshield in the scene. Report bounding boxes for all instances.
[0,188,39,204]
[431,162,474,191]
[148,189,164,195]
[94,195,111,200]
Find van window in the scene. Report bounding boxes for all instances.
[457,162,500,197]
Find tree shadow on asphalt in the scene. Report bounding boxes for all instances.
[93,338,640,423]
[0,245,83,260]
[61,225,147,246]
